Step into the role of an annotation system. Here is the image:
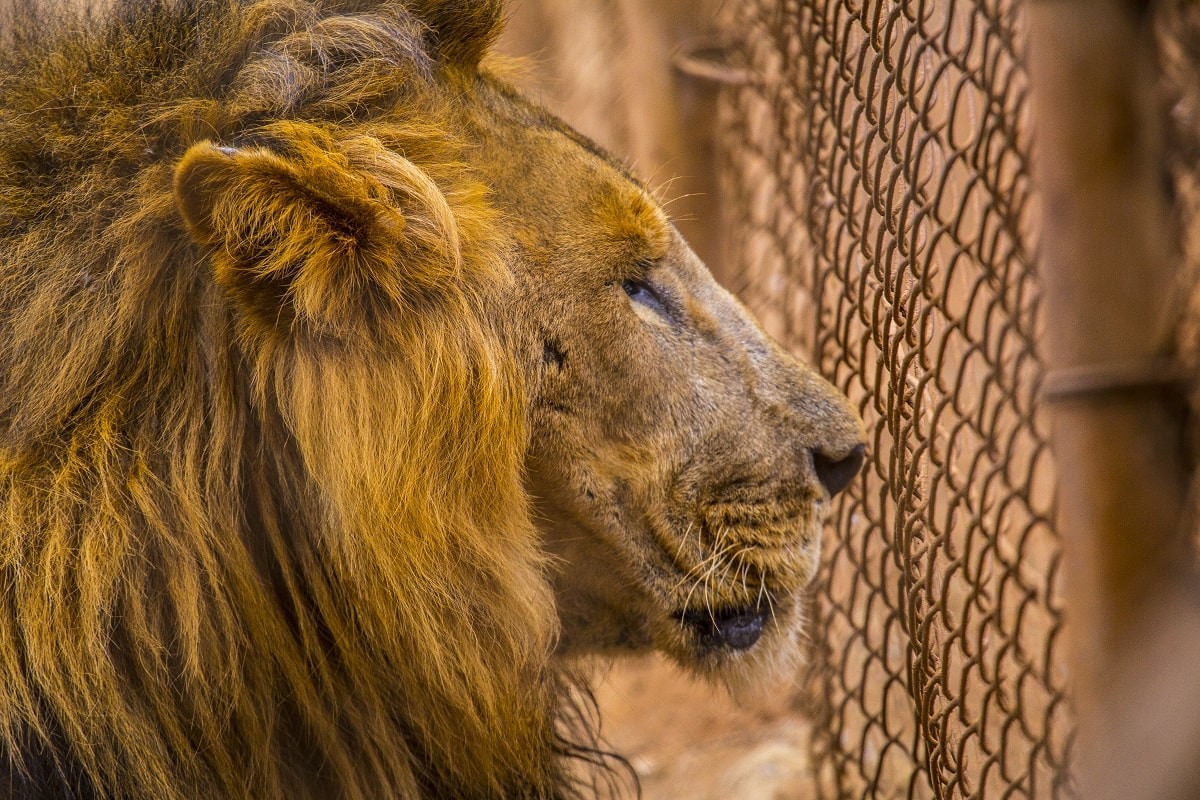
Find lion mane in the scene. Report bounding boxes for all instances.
[0,1,610,798]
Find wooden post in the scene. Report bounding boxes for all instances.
[1027,2,1199,798]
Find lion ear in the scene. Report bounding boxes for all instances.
[410,0,503,68]
[174,138,458,333]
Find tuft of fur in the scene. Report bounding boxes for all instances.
[408,0,504,67]
[0,1,609,798]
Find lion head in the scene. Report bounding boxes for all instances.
[0,1,863,798]
[470,115,866,672]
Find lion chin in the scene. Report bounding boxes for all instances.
[0,0,864,798]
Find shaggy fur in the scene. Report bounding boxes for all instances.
[0,2,578,798]
[0,1,866,798]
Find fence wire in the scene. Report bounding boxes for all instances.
[715,1,1073,797]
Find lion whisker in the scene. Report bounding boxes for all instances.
[678,537,738,617]
[736,553,751,598]
[764,587,779,629]
[671,537,737,594]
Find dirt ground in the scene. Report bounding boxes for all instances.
[589,655,816,800]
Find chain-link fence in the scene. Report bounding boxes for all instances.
[715,2,1072,797]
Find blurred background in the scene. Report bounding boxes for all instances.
[500,1,1200,799]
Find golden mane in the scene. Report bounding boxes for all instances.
[0,1,609,797]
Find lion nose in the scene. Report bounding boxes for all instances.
[813,443,866,497]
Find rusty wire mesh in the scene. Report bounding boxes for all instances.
[714,1,1074,797]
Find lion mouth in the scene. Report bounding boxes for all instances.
[676,606,768,650]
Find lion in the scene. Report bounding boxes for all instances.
[0,1,866,798]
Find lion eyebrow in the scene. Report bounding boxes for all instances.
[596,187,672,264]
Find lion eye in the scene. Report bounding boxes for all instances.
[622,277,668,316]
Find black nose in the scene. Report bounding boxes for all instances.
[813,443,866,497]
